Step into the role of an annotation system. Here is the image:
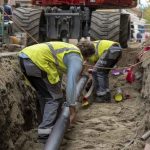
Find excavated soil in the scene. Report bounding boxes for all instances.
[0,42,150,150]
[0,54,43,150]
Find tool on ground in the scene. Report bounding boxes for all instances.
[44,75,89,150]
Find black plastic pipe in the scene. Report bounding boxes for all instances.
[44,106,70,150]
[44,75,89,150]
[76,74,89,99]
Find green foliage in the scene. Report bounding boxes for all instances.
[143,6,150,24]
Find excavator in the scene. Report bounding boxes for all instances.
[13,0,138,48]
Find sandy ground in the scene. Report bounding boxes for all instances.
[61,42,146,150]
[0,42,150,150]
[62,75,144,150]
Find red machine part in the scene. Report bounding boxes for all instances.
[32,0,137,8]
[32,0,85,5]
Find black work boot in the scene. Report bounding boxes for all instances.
[95,92,111,103]
[38,127,53,143]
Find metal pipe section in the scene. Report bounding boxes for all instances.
[44,75,89,150]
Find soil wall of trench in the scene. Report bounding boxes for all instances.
[1,42,150,150]
[0,54,40,150]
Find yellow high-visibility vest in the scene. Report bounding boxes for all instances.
[20,42,83,84]
[89,40,119,63]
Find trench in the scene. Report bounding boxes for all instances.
[0,41,150,150]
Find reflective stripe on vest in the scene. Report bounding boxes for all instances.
[46,42,59,66]
[94,41,101,55]
[45,42,80,66]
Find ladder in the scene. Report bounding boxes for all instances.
[0,6,4,46]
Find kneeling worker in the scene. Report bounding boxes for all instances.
[18,41,95,139]
[77,40,122,103]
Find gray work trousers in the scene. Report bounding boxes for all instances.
[19,57,63,132]
[92,45,122,96]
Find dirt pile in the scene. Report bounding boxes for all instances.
[0,54,40,150]
[140,38,150,100]
[135,38,150,149]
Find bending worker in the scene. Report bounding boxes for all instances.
[18,41,95,139]
[78,40,122,103]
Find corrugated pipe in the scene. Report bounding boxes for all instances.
[44,75,89,150]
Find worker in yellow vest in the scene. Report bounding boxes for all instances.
[78,40,122,103]
[18,41,95,139]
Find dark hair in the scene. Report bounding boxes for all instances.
[77,40,95,57]
[4,0,8,4]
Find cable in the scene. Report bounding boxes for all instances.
[83,60,142,70]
